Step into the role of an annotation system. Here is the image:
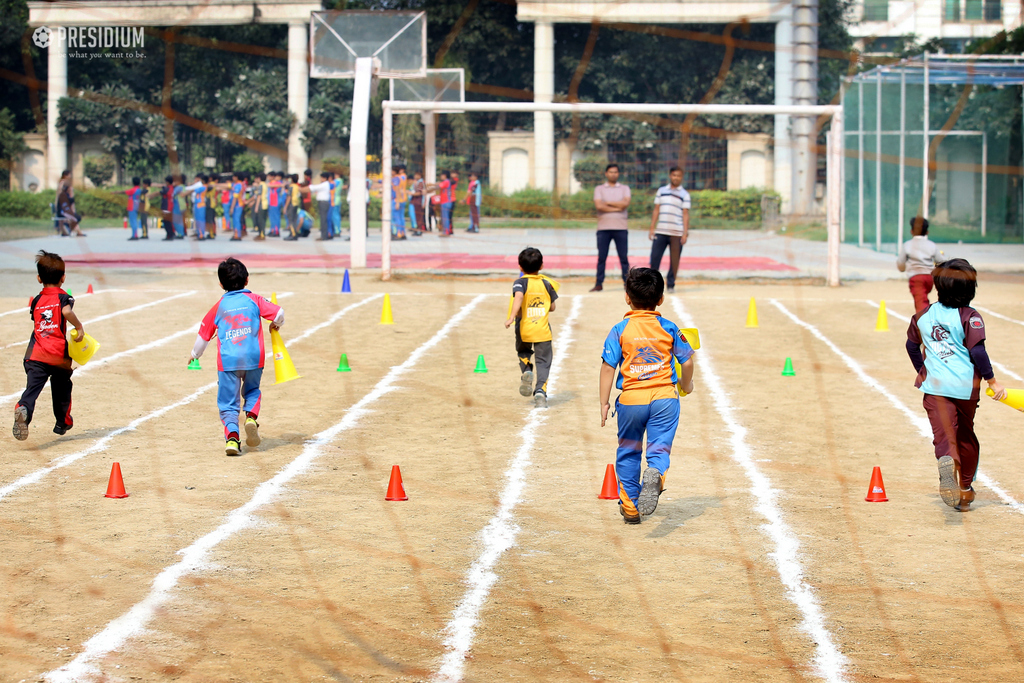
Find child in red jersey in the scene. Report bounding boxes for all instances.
[13,251,86,440]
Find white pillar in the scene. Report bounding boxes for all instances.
[773,16,793,213]
[792,0,818,216]
[47,29,67,190]
[349,57,374,269]
[422,112,436,185]
[287,23,309,173]
[827,111,843,286]
[382,106,392,281]
[533,21,555,191]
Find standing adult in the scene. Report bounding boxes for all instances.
[308,172,334,241]
[648,166,690,294]
[591,163,631,292]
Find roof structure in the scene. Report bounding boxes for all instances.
[850,54,1024,86]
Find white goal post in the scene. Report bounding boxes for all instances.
[380,101,844,285]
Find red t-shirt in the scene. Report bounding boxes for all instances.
[26,287,74,368]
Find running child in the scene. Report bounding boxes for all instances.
[13,251,86,440]
[599,267,695,524]
[906,258,1006,511]
[898,216,943,312]
[190,258,285,456]
[504,247,558,408]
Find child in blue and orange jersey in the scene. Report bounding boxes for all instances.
[190,258,284,456]
[600,267,695,524]
[330,172,344,237]
[228,172,245,241]
[125,177,142,241]
[171,174,187,238]
[182,173,208,240]
[13,251,86,441]
[391,166,408,240]
[504,247,558,408]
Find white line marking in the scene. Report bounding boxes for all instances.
[672,298,849,683]
[0,383,217,502]
[433,296,583,683]
[287,293,383,345]
[1,291,197,350]
[43,295,489,683]
[0,289,124,320]
[0,294,296,407]
[775,299,1024,516]
[974,305,1024,328]
[0,293,367,501]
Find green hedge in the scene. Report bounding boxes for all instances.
[0,189,127,219]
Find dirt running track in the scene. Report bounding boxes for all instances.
[1,271,1024,682]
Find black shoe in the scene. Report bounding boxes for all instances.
[53,423,70,436]
[162,237,175,241]
[283,235,298,241]
[141,235,149,239]
[128,236,139,241]
[229,237,242,241]
[589,284,603,292]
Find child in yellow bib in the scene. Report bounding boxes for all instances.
[505,247,558,408]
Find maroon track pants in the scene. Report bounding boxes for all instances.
[909,274,934,313]
[923,393,979,489]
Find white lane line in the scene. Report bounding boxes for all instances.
[774,299,1024,516]
[0,289,124,321]
[43,295,489,683]
[287,293,382,345]
[0,383,217,502]
[1,291,197,351]
[0,293,296,407]
[0,293,369,502]
[433,296,583,683]
[866,300,1024,382]
[974,305,1024,328]
[672,298,849,683]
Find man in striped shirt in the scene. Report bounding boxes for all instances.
[648,166,690,293]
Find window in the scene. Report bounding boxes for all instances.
[946,0,1001,21]
[863,0,888,21]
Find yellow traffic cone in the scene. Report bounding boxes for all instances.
[380,294,394,325]
[745,298,759,328]
[680,327,701,350]
[875,300,890,332]
[271,292,278,305]
[674,359,689,396]
[987,387,1024,412]
[270,328,301,384]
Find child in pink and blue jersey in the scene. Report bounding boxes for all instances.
[190,258,284,456]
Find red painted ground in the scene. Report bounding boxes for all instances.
[64,252,799,272]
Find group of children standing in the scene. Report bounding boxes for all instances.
[123,170,345,243]
[388,166,482,239]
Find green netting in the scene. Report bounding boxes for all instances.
[843,66,1023,248]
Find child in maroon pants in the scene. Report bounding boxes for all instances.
[906,258,1006,510]
[897,216,942,312]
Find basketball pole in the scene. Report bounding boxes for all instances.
[349,56,376,269]
[381,100,844,285]
[382,101,393,280]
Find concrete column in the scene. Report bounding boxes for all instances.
[773,16,793,213]
[791,0,819,216]
[47,29,68,190]
[421,112,436,185]
[287,22,309,173]
[533,21,555,191]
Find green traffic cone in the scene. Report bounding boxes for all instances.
[474,354,488,373]
[336,353,351,372]
[188,358,201,370]
[66,288,73,296]
[781,357,795,376]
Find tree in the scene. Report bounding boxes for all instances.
[83,153,116,187]
[0,107,27,189]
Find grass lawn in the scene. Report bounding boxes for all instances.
[0,217,118,242]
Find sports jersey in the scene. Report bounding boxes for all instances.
[438,179,452,204]
[198,290,281,372]
[268,182,280,207]
[25,287,74,368]
[221,187,231,204]
[512,275,558,343]
[206,184,217,209]
[602,310,694,405]
[125,186,141,212]
[392,175,407,203]
[231,182,243,209]
[332,179,344,205]
[908,303,986,400]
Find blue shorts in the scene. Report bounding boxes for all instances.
[615,397,679,505]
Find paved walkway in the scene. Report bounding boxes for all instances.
[1,227,1021,280]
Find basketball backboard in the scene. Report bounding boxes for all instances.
[310,10,426,79]
[390,68,465,114]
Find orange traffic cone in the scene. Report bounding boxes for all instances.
[104,462,129,499]
[865,466,888,502]
[86,284,94,294]
[598,464,619,500]
[385,465,408,501]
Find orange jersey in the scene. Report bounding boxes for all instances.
[602,310,694,405]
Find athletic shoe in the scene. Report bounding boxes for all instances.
[53,423,69,436]
[519,370,534,397]
[283,236,298,241]
[667,286,675,293]
[13,405,28,441]
[225,437,241,456]
[229,237,242,242]
[244,417,261,448]
[937,455,961,509]
[589,284,603,292]
[637,467,664,516]
[619,501,641,525]
[254,235,265,241]
[534,393,547,409]
[957,486,976,511]
[128,236,139,241]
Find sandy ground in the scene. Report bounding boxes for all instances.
[1,270,1024,682]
